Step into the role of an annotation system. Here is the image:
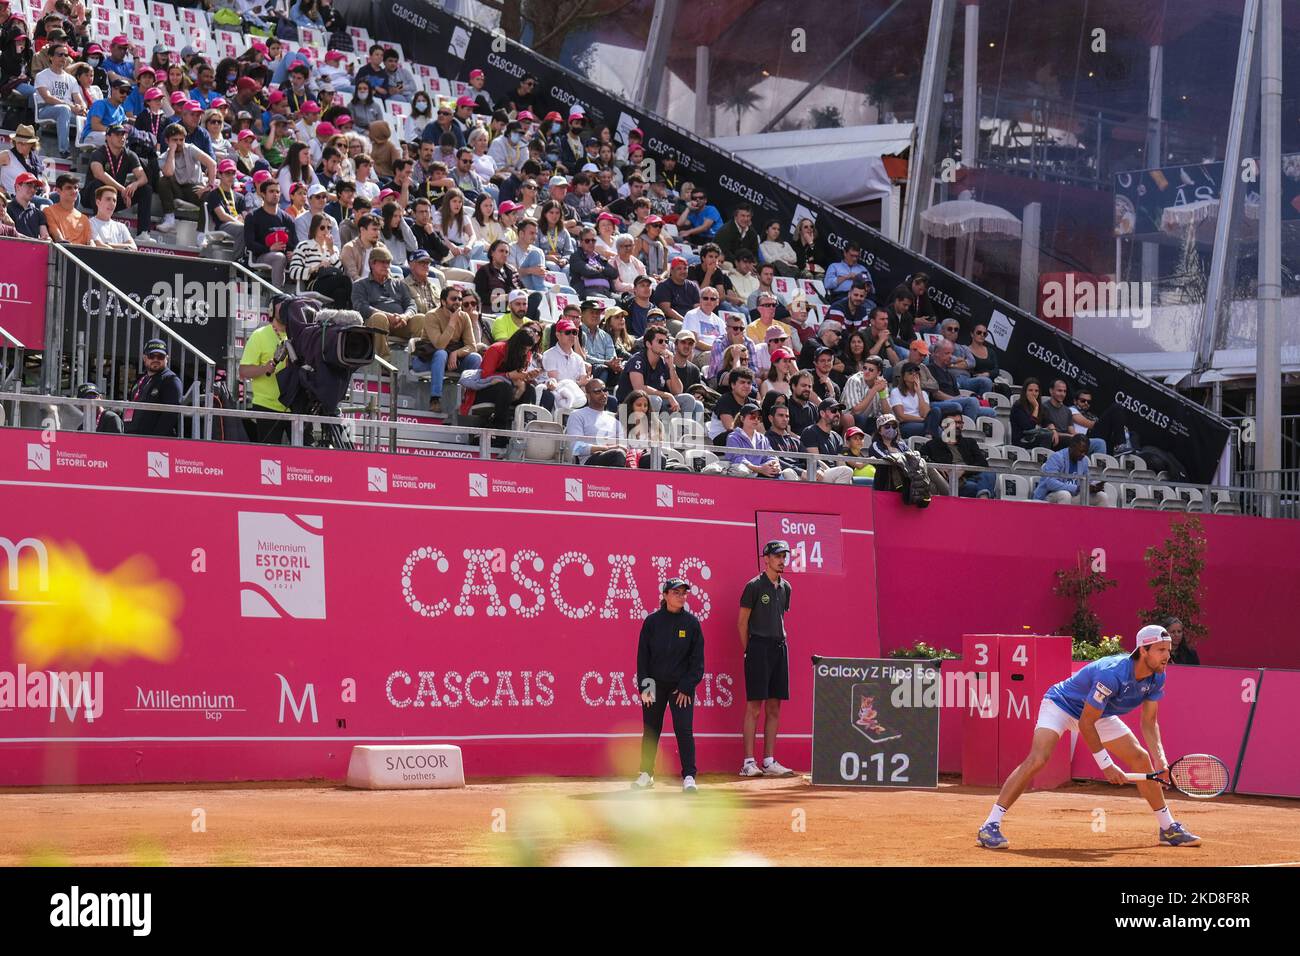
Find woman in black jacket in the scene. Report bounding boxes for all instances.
[1165,616,1200,666]
[633,578,704,793]
[1010,377,1051,447]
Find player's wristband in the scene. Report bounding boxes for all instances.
[1092,749,1114,770]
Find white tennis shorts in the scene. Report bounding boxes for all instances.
[1036,698,1135,743]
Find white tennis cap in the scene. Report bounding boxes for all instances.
[1133,624,1171,656]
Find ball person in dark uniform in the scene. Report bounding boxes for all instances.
[74,382,124,433]
[633,578,705,793]
[738,540,796,777]
[124,338,184,437]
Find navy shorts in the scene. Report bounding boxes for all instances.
[744,639,789,701]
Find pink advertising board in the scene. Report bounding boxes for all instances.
[873,493,1300,669]
[1234,669,1300,798]
[0,430,878,785]
[0,238,49,349]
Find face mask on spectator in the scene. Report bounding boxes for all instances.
[549,122,561,135]
[881,425,897,439]
[88,56,101,67]
[508,132,521,144]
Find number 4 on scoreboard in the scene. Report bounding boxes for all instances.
[789,540,823,573]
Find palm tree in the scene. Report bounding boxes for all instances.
[708,71,765,136]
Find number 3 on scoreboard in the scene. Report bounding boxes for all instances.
[839,752,910,784]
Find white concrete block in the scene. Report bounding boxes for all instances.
[345,744,465,790]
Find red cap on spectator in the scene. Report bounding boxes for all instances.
[335,114,354,127]
[169,91,188,105]
[252,169,273,184]
[455,95,474,107]
[768,348,794,362]
[497,200,521,214]
[315,121,336,137]
[555,319,578,332]
[299,46,315,60]
[250,40,269,55]
[596,211,620,224]
[469,69,484,80]
[14,172,41,187]
[910,339,930,356]
[268,90,286,104]
[629,127,643,138]
[845,426,866,439]
[544,111,562,122]
[236,129,256,141]
[110,35,128,47]
[85,43,103,55]
[517,110,536,122]
[217,159,237,173]
[669,256,688,269]
[325,49,344,63]
[644,214,663,225]
[136,65,156,77]
[302,100,320,113]
[182,101,202,112]
[377,188,398,201]
[289,182,308,195]
[236,76,261,93]
[144,87,164,101]
[211,97,228,109]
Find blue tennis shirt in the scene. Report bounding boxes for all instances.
[1044,653,1165,719]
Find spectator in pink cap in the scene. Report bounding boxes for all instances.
[205,157,246,256]
[467,68,493,113]
[132,86,168,152]
[103,35,135,83]
[178,99,215,158]
[233,128,269,180]
[616,127,644,165]
[123,66,157,121]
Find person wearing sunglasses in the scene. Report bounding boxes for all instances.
[413,284,484,413]
[34,45,86,157]
[966,323,1001,382]
[938,318,991,397]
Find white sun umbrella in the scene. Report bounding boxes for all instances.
[920,199,1022,278]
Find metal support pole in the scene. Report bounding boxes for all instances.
[632,0,680,112]
[1141,44,1163,286]
[1019,202,1041,312]
[1257,0,1282,516]
[961,2,979,168]
[1197,0,1259,373]
[693,46,710,139]
[901,0,958,251]
[759,0,908,133]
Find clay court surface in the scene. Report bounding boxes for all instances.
[1,776,1297,866]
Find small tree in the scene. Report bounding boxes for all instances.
[1053,550,1116,646]
[1139,515,1208,646]
[809,105,843,129]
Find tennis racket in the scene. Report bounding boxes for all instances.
[1123,753,1230,799]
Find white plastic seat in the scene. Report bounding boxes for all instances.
[999,473,1035,500]
[683,448,720,472]
[511,403,550,433]
[523,420,566,462]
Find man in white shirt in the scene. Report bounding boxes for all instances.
[89,185,137,250]
[295,183,340,246]
[566,378,628,467]
[542,317,592,411]
[34,44,86,157]
[681,287,727,356]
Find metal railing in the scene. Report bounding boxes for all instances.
[45,243,217,439]
[946,88,1225,191]
[2,390,1283,518]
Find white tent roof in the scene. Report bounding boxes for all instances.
[710,123,912,207]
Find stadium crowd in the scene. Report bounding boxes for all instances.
[0,0,1146,503]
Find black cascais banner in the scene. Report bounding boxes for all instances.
[811,657,939,789]
[366,0,1231,482]
[61,247,236,364]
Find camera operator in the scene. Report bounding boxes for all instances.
[238,301,290,443]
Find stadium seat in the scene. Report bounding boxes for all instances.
[999,473,1036,501]
[522,420,566,462]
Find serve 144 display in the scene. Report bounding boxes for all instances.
[810,657,940,788]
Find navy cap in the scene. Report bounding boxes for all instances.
[762,540,791,557]
[143,338,168,356]
[662,577,692,593]
[76,382,100,398]
[580,299,604,311]
[817,398,845,415]
[738,402,761,419]
[408,249,432,262]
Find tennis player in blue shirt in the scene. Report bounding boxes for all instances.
[977,624,1201,849]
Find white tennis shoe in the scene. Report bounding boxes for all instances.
[762,759,795,777]
[632,772,654,789]
[739,760,764,777]
[683,776,698,793]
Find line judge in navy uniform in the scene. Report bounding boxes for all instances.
[632,578,705,793]
[124,338,184,437]
[737,540,796,778]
